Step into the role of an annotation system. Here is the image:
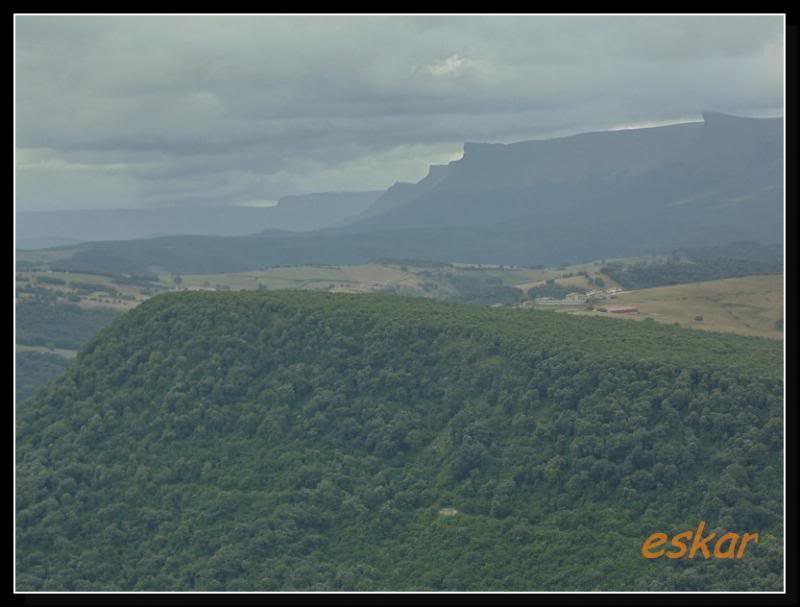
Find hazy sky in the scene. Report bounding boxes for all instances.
[15,14,784,211]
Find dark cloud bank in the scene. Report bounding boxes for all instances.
[15,15,783,212]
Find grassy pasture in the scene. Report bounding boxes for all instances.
[16,248,783,340]
[566,274,783,339]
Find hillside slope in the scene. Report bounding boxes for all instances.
[16,292,783,590]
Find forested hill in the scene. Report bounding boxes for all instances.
[17,292,783,590]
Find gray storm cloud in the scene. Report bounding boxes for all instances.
[14,14,784,211]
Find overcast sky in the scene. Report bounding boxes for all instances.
[15,14,784,212]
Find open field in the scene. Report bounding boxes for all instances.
[76,297,141,311]
[178,262,563,294]
[548,254,670,274]
[565,274,783,339]
[514,272,621,293]
[16,246,783,340]
[447,265,553,285]
[15,269,153,310]
[178,263,425,293]
[17,249,661,297]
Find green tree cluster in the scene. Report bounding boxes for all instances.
[16,291,783,591]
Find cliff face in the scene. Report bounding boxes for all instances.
[346,113,783,241]
[353,163,453,220]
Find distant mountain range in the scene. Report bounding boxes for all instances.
[16,191,383,250]
[345,111,781,235]
[39,112,784,275]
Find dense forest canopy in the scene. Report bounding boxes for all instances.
[15,351,70,403]
[16,301,120,351]
[602,242,782,290]
[15,301,120,403]
[16,291,783,590]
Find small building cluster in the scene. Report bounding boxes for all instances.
[532,292,588,306]
[586,286,623,299]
